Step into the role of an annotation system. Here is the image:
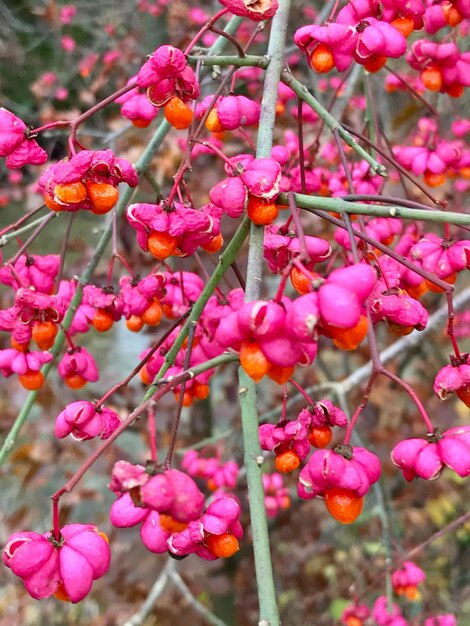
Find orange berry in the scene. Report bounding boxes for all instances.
[275,102,286,116]
[147,231,177,260]
[141,300,163,326]
[324,487,363,524]
[92,309,114,332]
[207,478,218,491]
[346,618,363,626]
[308,425,332,449]
[205,532,239,558]
[267,365,295,384]
[310,44,335,73]
[424,272,456,293]
[64,374,87,389]
[403,585,419,600]
[239,341,270,382]
[391,15,414,37]
[460,166,470,179]
[443,3,463,27]
[423,171,446,187]
[332,315,368,351]
[446,83,464,98]
[174,390,193,406]
[87,182,119,215]
[126,315,144,332]
[275,449,301,474]
[388,322,414,336]
[363,55,387,73]
[192,382,210,400]
[159,514,188,533]
[32,320,58,350]
[132,118,152,128]
[44,193,65,212]
[205,109,224,133]
[290,266,313,295]
[53,181,87,205]
[162,303,175,319]
[18,370,45,390]
[164,97,193,130]
[53,580,71,603]
[247,196,279,226]
[140,365,152,385]
[201,233,224,253]
[406,281,428,300]
[420,66,443,92]
[11,338,30,352]
[456,386,470,408]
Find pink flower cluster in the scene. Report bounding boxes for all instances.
[127,201,221,259]
[182,449,239,491]
[55,400,121,441]
[295,0,408,74]
[392,560,426,599]
[39,149,137,213]
[263,473,291,518]
[391,426,470,480]
[434,353,470,403]
[3,524,110,602]
[0,108,48,169]
[137,45,199,107]
[109,461,242,560]
[209,155,281,218]
[298,444,381,502]
[196,94,260,132]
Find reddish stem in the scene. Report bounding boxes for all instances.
[184,8,229,55]
[381,368,434,432]
[148,402,158,463]
[288,378,315,405]
[343,373,378,445]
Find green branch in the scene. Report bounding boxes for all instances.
[279,192,470,225]
[281,69,387,177]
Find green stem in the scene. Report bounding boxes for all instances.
[187,54,269,68]
[143,217,251,400]
[281,69,387,177]
[239,3,292,625]
[278,192,470,226]
[0,212,56,247]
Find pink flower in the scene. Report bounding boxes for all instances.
[218,0,278,22]
[39,149,137,213]
[298,444,381,500]
[240,157,281,200]
[369,283,428,333]
[392,561,426,598]
[411,234,470,279]
[59,5,77,24]
[137,45,199,106]
[168,495,243,560]
[341,602,370,625]
[391,426,470,480]
[55,401,121,441]
[3,524,110,602]
[373,595,408,626]
[263,473,290,518]
[434,354,470,401]
[424,615,457,626]
[182,450,239,491]
[0,348,52,378]
[126,202,220,258]
[61,36,76,52]
[0,254,60,293]
[58,346,99,386]
[263,225,331,274]
[0,108,48,169]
